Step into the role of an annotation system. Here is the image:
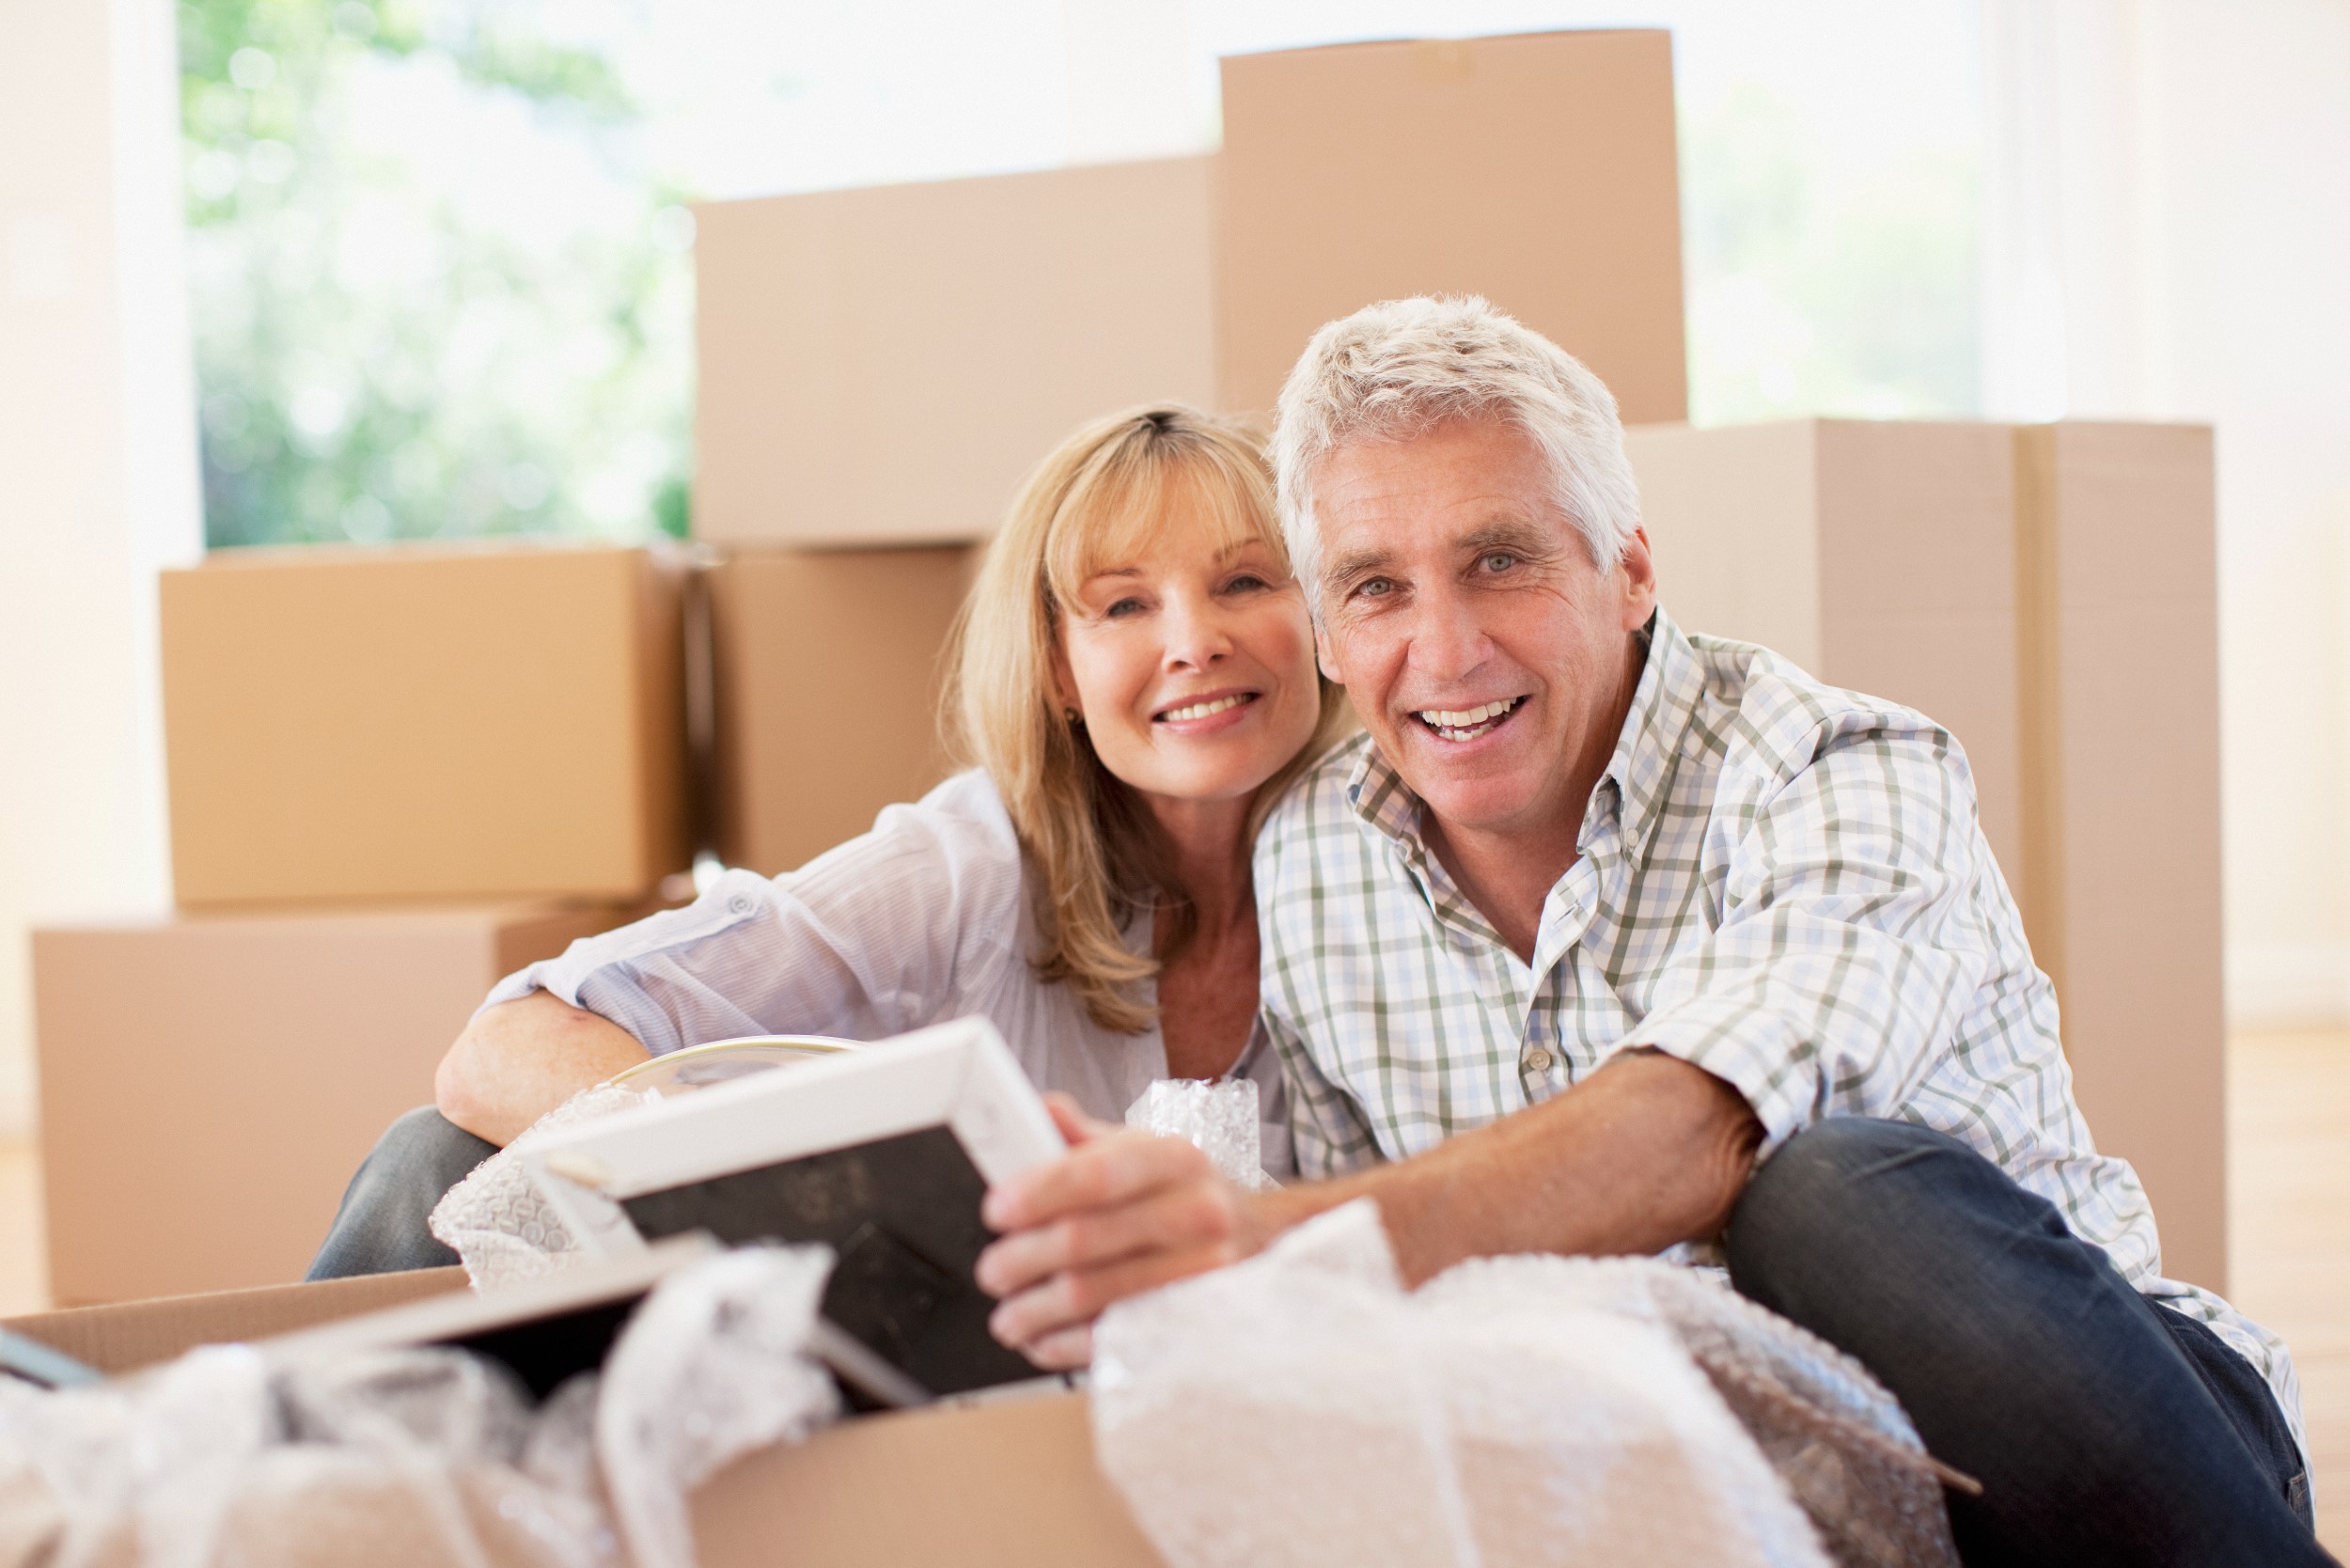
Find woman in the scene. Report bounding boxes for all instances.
[308,404,1350,1278]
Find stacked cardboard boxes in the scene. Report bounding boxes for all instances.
[1631,418,2226,1291]
[34,543,693,1302]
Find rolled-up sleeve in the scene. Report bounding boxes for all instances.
[1613,723,1990,1154]
[482,775,1022,1056]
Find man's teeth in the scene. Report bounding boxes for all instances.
[1418,698,1516,729]
[1162,694,1247,722]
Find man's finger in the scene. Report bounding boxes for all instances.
[974,1176,1236,1297]
[981,1130,1209,1231]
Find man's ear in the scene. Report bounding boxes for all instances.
[1616,525,1658,630]
[1314,620,1344,685]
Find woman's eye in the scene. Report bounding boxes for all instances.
[1104,596,1147,619]
[1224,573,1270,594]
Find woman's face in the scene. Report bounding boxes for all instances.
[1054,512,1321,813]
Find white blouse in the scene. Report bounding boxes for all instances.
[484,769,1294,1177]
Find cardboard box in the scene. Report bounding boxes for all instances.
[696,158,1216,547]
[33,902,633,1305]
[1216,30,1688,422]
[2,1273,1164,1568]
[710,546,977,875]
[162,542,691,907]
[1627,420,2026,882]
[2014,422,2226,1292]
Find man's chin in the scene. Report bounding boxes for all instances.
[1391,747,1545,838]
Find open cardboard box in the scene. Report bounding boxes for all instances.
[3,1271,1164,1567]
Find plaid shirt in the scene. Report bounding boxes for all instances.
[1256,607,2301,1453]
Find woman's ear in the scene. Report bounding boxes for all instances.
[1049,637,1083,722]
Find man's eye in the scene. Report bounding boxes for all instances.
[1352,577,1393,600]
[1481,552,1516,573]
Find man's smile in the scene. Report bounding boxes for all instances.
[1412,695,1528,743]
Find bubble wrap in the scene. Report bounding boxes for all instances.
[430,1083,657,1292]
[1092,1200,1954,1568]
[1123,1078,1272,1190]
[0,1246,844,1568]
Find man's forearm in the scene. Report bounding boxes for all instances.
[433,991,650,1147]
[1246,1049,1763,1284]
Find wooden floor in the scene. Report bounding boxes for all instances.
[0,1032,2339,1546]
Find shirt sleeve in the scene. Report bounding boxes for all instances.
[1614,718,1994,1156]
[480,777,1024,1056]
[1260,1006,1386,1181]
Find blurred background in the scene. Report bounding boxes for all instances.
[2,0,2345,1261]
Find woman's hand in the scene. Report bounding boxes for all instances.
[976,1094,1271,1370]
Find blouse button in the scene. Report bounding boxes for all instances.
[728,894,756,916]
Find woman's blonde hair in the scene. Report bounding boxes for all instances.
[945,404,1353,1035]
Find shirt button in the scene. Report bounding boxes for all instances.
[1524,1047,1555,1074]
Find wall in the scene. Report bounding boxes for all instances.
[0,0,204,1137]
[1978,0,2350,1027]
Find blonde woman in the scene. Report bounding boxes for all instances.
[309,405,1350,1278]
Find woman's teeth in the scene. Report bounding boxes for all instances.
[1418,698,1519,741]
[1160,693,1249,722]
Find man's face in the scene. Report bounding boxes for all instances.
[1310,418,1656,842]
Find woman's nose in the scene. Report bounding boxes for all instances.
[1162,592,1234,669]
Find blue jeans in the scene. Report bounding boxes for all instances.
[1729,1117,2327,1567]
[306,1105,494,1280]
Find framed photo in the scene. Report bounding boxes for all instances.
[522,1017,1066,1398]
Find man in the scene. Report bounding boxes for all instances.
[977,295,2326,1566]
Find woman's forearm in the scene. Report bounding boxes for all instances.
[433,991,650,1147]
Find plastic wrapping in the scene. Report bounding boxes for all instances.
[595,1246,840,1568]
[0,1245,843,1568]
[431,1083,657,1291]
[1123,1078,1271,1190]
[1092,1200,1955,1568]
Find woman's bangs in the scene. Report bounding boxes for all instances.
[1044,447,1283,613]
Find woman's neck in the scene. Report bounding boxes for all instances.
[1143,792,1255,937]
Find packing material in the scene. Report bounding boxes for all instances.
[695,158,1215,546]
[1217,30,1687,422]
[162,541,691,907]
[33,902,632,1305]
[2014,421,2226,1292]
[1,1272,1163,1568]
[710,544,975,875]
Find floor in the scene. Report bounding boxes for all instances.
[0,1033,2339,1547]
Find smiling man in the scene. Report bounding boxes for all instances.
[979,297,2328,1566]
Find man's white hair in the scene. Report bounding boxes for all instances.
[1270,295,1641,609]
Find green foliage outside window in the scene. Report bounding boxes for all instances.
[179,0,693,548]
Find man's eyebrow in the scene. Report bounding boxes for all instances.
[1321,545,1396,586]
[1458,519,1560,556]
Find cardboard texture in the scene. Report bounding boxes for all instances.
[33,902,628,1305]
[2014,422,2226,1293]
[711,545,977,875]
[1628,420,2025,883]
[162,542,691,907]
[696,158,1215,546]
[1216,30,1687,422]
[5,1268,464,1373]
[3,1276,1162,1568]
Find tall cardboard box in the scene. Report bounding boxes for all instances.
[162,542,691,907]
[33,902,632,1304]
[1626,420,2025,882]
[696,158,1216,547]
[1217,30,1687,422]
[711,546,976,875]
[2014,422,2226,1292]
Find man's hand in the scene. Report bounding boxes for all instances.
[976,1096,1272,1370]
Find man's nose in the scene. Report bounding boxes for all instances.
[1406,584,1493,683]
